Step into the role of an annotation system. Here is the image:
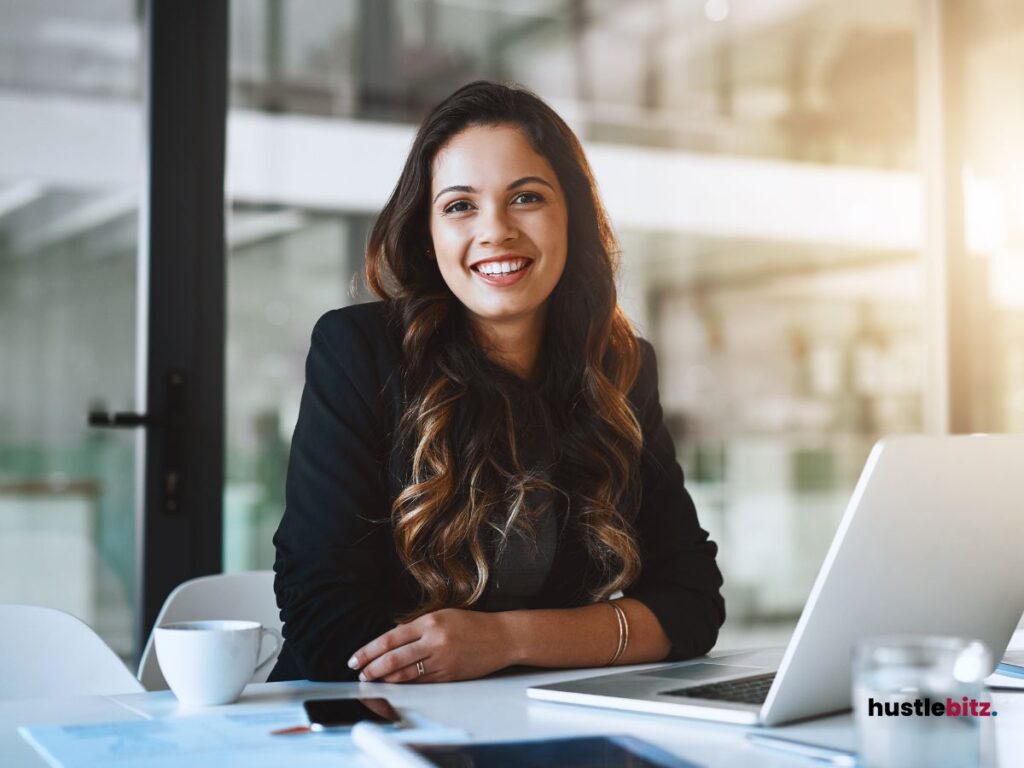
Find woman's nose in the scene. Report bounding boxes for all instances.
[477,206,517,246]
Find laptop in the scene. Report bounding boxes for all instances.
[529,435,1024,726]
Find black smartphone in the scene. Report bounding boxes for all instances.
[302,697,402,731]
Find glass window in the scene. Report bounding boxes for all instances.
[965,0,1024,433]
[228,0,920,165]
[0,0,143,660]
[224,209,373,570]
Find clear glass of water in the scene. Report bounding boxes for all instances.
[853,636,993,768]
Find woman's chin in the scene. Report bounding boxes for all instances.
[467,300,548,326]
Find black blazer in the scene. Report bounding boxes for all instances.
[269,301,725,682]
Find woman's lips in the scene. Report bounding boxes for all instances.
[471,260,533,287]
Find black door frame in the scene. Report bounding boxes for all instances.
[136,0,228,658]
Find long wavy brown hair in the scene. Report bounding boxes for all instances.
[365,81,644,619]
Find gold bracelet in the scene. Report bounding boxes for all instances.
[606,601,623,665]
[609,601,628,664]
[607,600,629,665]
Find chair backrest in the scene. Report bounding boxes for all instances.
[0,604,144,700]
[138,570,281,691]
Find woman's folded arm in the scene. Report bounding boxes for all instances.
[273,309,405,681]
[622,340,726,660]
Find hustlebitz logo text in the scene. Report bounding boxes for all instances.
[867,697,997,717]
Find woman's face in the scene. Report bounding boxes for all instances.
[428,124,568,329]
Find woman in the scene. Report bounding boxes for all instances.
[270,81,724,684]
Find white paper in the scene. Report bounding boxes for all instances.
[985,671,1024,690]
[18,706,456,767]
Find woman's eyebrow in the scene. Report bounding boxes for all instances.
[433,184,475,203]
[432,176,555,203]
[507,176,554,192]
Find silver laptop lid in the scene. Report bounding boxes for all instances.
[763,435,1024,725]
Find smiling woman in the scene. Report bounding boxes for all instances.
[269,81,725,685]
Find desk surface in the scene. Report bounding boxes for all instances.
[4,653,1023,767]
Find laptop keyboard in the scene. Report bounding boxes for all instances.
[663,672,776,705]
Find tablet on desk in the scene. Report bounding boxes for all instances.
[353,726,698,768]
[409,736,698,768]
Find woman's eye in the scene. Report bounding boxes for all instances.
[442,200,473,215]
[512,192,543,205]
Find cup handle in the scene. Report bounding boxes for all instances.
[255,627,283,674]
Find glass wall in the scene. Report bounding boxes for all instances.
[227,0,919,164]
[0,0,143,659]
[223,0,1019,646]
[223,209,372,570]
[964,0,1024,433]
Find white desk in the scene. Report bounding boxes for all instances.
[3,660,1023,767]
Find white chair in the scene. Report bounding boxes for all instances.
[138,570,282,691]
[0,604,144,700]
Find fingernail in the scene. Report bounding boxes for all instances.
[358,672,367,682]
[347,656,359,669]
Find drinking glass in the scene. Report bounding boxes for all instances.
[853,636,993,768]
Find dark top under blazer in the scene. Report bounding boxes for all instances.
[269,301,725,682]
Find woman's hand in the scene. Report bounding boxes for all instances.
[348,608,516,683]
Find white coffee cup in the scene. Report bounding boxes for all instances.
[155,620,282,707]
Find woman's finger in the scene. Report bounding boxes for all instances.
[376,663,440,684]
[349,623,420,671]
[410,666,445,683]
[360,640,428,681]
[378,661,438,684]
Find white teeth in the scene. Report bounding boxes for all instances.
[476,259,528,275]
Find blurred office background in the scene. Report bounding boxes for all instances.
[1,0,1022,661]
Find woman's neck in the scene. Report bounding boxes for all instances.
[470,306,548,382]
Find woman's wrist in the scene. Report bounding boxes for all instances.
[494,610,529,667]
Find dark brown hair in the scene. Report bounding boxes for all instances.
[365,81,643,618]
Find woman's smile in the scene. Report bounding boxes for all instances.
[470,254,535,286]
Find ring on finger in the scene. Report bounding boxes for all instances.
[416,660,426,677]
